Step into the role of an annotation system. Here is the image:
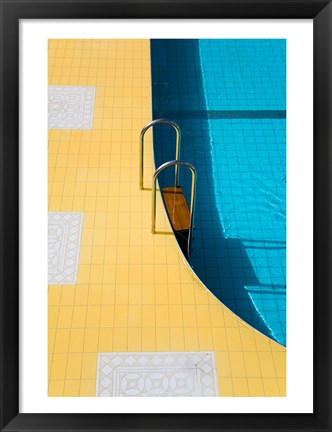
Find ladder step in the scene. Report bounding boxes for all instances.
[162,186,190,232]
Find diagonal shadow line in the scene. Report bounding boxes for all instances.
[155,109,286,120]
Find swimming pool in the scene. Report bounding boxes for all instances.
[151,39,286,346]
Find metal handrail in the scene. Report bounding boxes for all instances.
[139,118,181,190]
[152,160,197,261]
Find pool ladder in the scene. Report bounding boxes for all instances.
[140,119,197,261]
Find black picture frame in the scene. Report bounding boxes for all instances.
[0,0,331,431]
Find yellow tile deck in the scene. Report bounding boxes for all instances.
[48,39,286,397]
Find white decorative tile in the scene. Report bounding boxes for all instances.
[48,86,96,129]
[48,212,83,284]
[96,352,218,397]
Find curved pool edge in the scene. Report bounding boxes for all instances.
[151,122,286,352]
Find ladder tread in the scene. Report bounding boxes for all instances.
[162,186,190,232]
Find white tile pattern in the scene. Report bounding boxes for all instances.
[48,212,83,284]
[48,86,96,129]
[96,352,218,397]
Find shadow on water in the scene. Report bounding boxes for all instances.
[150,39,286,345]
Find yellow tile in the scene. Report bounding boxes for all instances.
[115,285,129,304]
[48,286,62,305]
[79,246,93,265]
[168,284,182,304]
[60,286,75,305]
[69,329,85,353]
[243,352,262,378]
[66,353,83,379]
[48,329,56,353]
[184,328,199,351]
[141,305,155,327]
[141,246,154,264]
[50,354,68,380]
[90,265,104,284]
[100,305,114,327]
[48,380,65,397]
[212,327,228,351]
[156,328,170,351]
[153,246,167,264]
[239,327,257,351]
[48,306,59,328]
[85,182,98,197]
[72,197,85,210]
[258,352,277,378]
[83,329,99,352]
[196,305,211,327]
[79,380,96,398]
[115,264,129,284]
[167,266,181,284]
[92,229,106,246]
[272,351,286,378]
[263,378,280,396]
[63,380,81,397]
[81,353,98,379]
[198,327,213,350]
[57,306,73,328]
[97,183,109,197]
[247,378,265,396]
[71,306,87,328]
[272,342,286,352]
[61,197,73,210]
[86,306,101,328]
[142,284,155,305]
[278,378,287,396]
[229,352,246,377]
[77,265,91,284]
[180,284,195,304]
[215,351,232,378]
[194,287,209,305]
[169,305,183,327]
[155,284,169,304]
[74,286,89,306]
[218,378,234,396]
[62,182,75,196]
[87,285,102,304]
[101,285,116,304]
[129,265,142,285]
[114,305,128,327]
[83,213,95,228]
[54,329,71,353]
[129,246,142,264]
[128,305,142,327]
[102,265,117,284]
[155,305,169,327]
[223,312,239,328]
[49,196,62,210]
[104,246,117,264]
[117,230,130,246]
[142,265,155,284]
[254,333,273,351]
[116,245,130,264]
[128,328,142,351]
[142,328,156,351]
[226,327,243,351]
[233,378,250,396]
[113,328,128,351]
[182,305,197,327]
[126,283,141,303]
[98,328,113,351]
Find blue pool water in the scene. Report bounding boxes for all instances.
[151,39,286,346]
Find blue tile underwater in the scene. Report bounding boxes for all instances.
[151,39,286,346]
